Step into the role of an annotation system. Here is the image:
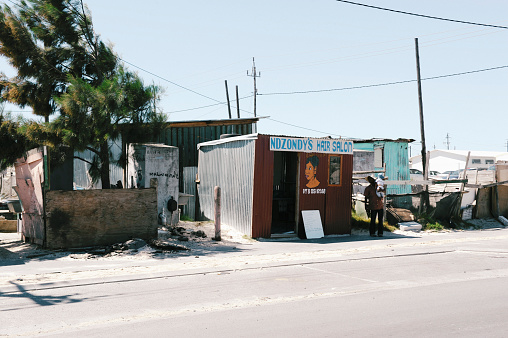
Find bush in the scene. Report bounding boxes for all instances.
[416,213,446,231]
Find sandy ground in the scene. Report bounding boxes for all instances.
[0,221,255,261]
[0,218,505,262]
[0,218,506,288]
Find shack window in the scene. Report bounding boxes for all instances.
[471,159,481,164]
[485,159,494,164]
[329,155,342,186]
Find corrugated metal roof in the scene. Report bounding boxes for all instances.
[259,133,353,141]
[197,133,258,150]
[353,138,415,143]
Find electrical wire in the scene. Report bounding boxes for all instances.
[262,116,345,138]
[168,94,253,114]
[119,57,223,104]
[335,0,508,29]
[258,65,508,96]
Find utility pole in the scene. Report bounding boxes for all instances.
[415,38,429,212]
[247,57,260,118]
[235,85,240,119]
[224,80,232,119]
[444,133,451,150]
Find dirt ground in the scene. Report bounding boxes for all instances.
[0,221,255,261]
[0,218,506,262]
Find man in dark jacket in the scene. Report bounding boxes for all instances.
[364,176,384,237]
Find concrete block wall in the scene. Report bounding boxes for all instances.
[45,188,158,249]
[0,218,17,232]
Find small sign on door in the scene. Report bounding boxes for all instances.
[301,210,324,239]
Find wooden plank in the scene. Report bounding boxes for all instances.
[466,180,508,189]
[353,170,386,174]
[379,179,468,186]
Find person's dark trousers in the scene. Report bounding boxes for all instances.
[369,209,384,236]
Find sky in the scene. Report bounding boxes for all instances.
[2,0,508,155]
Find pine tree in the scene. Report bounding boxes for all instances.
[0,0,115,122]
[0,0,166,188]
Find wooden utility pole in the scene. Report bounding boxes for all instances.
[224,80,232,119]
[415,38,429,212]
[236,85,240,118]
[247,57,260,118]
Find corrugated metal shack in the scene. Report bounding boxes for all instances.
[122,118,259,219]
[73,118,257,191]
[354,138,414,209]
[197,134,354,238]
[153,118,257,171]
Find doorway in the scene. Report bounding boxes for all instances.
[271,151,298,234]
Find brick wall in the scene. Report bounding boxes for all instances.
[45,188,158,249]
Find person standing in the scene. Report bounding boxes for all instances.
[364,176,384,237]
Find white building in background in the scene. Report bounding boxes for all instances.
[410,149,508,173]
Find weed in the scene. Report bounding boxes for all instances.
[414,212,448,231]
[423,222,444,231]
[180,214,193,222]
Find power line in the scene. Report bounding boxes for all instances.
[258,64,508,96]
[119,57,259,117]
[335,0,508,29]
[168,94,254,114]
[263,116,345,138]
[119,57,223,104]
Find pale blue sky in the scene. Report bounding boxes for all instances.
[2,0,508,154]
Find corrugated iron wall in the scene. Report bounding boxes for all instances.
[183,166,198,219]
[197,139,255,236]
[74,138,123,189]
[324,154,354,235]
[252,135,274,238]
[382,142,412,208]
[156,123,254,190]
[354,140,412,208]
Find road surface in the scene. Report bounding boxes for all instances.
[2,228,508,337]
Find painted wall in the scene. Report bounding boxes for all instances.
[353,150,374,172]
[127,144,179,224]
[14,148,46,245]
[298,152,353,236]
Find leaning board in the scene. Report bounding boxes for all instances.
[301,210,324,239]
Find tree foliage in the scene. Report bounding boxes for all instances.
[0,0,166,188]
[0,113,33,171]
[0,0,116,122]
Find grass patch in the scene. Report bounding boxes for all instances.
[351,211,395,232]
[180,214,193,222]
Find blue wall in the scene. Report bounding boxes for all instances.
[355,140,412,208]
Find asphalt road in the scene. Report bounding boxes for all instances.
[2,228,508,337]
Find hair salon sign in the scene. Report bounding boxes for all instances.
[270,136,354,154]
